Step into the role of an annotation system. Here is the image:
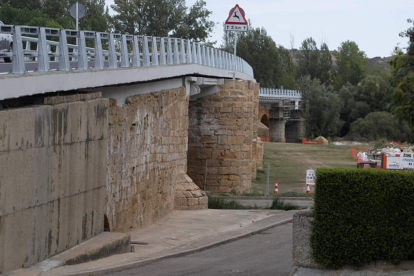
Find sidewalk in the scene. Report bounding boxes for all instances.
[9,209,298,276]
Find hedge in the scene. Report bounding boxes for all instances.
[311,168,414,268]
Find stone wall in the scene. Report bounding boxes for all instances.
[0,93,108,274]
[107,88,190,232]
[187,80,260,193]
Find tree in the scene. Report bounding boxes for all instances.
[297,37,320,80]
[296,38,333,85]
[109,0,214,41]
[299,76,343,138]
[235,27,281,87]
[334,40,367,90]
[319,43,333,85]
[173,0,215,41]
[278,46,296,89]
[350,112,413,142]
[388,19,414,128]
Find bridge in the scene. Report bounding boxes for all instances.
[259,87,303,143]
[0,25,301,273]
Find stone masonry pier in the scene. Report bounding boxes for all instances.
[187,80,260,192]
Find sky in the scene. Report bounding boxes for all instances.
[104,0,414,58]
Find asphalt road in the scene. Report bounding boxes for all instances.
[107,223,293,276]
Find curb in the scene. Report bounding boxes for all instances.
[53,218,293,276]
[212,196,314,201]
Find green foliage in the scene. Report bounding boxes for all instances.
[388,19,414,128]
[110,0,214,41]
[296,38,333,85]
[0,0,107,31]
[334,40,367,90]
[269,196,300,210]
[311,168,414,268]
[349,112,413,142]
[299,76,343,138]
[207,196,256,210]
[224,25,296,88]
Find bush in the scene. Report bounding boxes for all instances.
[269,196,300,211]
[208,196,254,209]
[349,112,413,142]
[311,168,414,268]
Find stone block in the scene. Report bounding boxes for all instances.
[187,198,199,206]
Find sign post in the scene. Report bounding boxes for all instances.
[306,170,316,185]
[225,4,248,74]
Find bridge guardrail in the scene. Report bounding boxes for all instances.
[259,87,302,100]
[0,25,254,77]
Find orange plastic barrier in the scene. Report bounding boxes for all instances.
[260,137,270,142]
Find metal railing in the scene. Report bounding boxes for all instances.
[0,25,254,77]
[259,87,302,100]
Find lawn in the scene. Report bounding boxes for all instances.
[252,142,356,195]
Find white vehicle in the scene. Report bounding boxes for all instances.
[0,21,13,63]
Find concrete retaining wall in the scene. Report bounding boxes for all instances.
[0,93,108,273]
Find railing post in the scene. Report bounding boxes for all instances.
[24,41,31,61]
[166,38,173,65]
[12,26,25,74]
[186,39,192,63]
[108,33,118,68]
[192,42,197,64]
[152,37,159,65]
[78,31,88,70]
[218,51,223,69]
[132,35,140,67]
[173,38,180,64]
[202,46,206,65]
[94,32,104,69]
[160,37,166,65]
[210,48,215,68]
[142,36,150,66]
[121,34,130,68]
[205,47,210,66]
[180,39,186,64]
[38,27,50,72]
[58,29,70,71]
[197,43,202,64]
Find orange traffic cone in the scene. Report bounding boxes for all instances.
[306,184,311,194]
[274,181,279,194]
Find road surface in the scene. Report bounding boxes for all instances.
[108,223,293,276]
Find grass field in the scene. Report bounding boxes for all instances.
[251,142,356,195]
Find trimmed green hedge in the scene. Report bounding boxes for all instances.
[311,168,414,268]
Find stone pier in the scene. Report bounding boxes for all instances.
[187,80,260,193]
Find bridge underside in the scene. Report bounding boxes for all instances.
[259,100,304,143]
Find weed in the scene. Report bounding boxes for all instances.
[269,196,300,211]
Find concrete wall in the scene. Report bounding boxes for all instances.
[187,80,260,193]
[0,93,108,273]
[106,87,190,232]
[286,120,304,143]
[270,119,286,142]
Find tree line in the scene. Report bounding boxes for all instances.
[0,0,412,142]
[225,21,414,142]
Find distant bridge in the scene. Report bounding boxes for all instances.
[259,87,304,143]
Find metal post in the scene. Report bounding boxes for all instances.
[204,160,208,191]
[266,163,270,196]
[76,2,79,47]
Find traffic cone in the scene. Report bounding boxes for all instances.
[274,181,279,194]
[306,184,311,194]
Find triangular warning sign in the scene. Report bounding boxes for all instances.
[225,4,247,25]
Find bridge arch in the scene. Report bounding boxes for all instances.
[260,114,269,128]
